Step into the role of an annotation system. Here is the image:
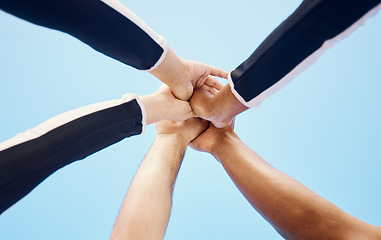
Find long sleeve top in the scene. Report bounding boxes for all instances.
[0,0,168,71]
[229,0,381,108]
[0,94,146,214]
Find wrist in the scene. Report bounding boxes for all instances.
[209,85,248,128]
[156,133,190,148]
[210,131,239,159]
[139,93,162,125]
[148,48,187,92]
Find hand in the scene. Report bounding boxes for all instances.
[190,120,235,155]
[156,118,209,144]
[174,59,228,100]
[155,85,195,122]
[190,84,248,128]
[140,85,195,125]
[149,47,228,100]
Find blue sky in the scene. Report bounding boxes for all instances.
[1,0,381,239]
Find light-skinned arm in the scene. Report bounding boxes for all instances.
[0,1,228,101]
[190,122,381,240]
[0,85,197,214]
[110,117,208,240]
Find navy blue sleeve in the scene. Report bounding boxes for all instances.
[0,0,167,70]
[229,0,381,107]
[0,94,145,214]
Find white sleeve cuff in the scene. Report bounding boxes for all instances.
[144,36,168,72]
[228,71,263,108]
[133,95,147,134]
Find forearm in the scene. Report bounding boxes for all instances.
[0,0,167,70]
[111,135,187,240]
[212,134,375,240]
[0,94,143,214]
[230,0,381,108]
[149,47,187,92]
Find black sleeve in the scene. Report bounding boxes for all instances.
[229,0,381,107]
[0,0,167,70]
[0,94,145,214]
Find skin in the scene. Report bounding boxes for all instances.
[149,47,229,100]
[110,118,208,240]
[190,122,381,240]
[140,85,196,125]
[190,85,248,128]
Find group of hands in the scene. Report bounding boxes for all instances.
[142,47,244,154]
[110,54,247,240]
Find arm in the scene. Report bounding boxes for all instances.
[230,0,381,107]
[0,0,227,100]
[190,123,381,240]
[0,85,193,214]
[191,0,381,126]
[110,118,208,240]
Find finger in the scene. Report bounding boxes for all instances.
[185,118,209,139]
[189,110,198,118]
[208,66,229,79]
[182,106,198,120]
[192,87,215,102]
[212,120,229,129]
[204,76,224,91]
[200,85,218,96]
[195,72,209,88]
[198,118,210,132]
[182,102,198,119]
[231,118,236,130]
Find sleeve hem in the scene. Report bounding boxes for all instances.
[134,95,147,134]
[228,72,258,108]
[144,36,168,72]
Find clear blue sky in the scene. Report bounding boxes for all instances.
[1,0,381,239]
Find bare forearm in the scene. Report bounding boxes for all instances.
[149,47,185,90]
[212,134,375,240]
[111,135,187,240]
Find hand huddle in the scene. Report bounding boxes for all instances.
[110,49,381,240]
[148,72,235,151]
[1,0,381,239]
[143,47,246,129]
[110,109,241,240]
